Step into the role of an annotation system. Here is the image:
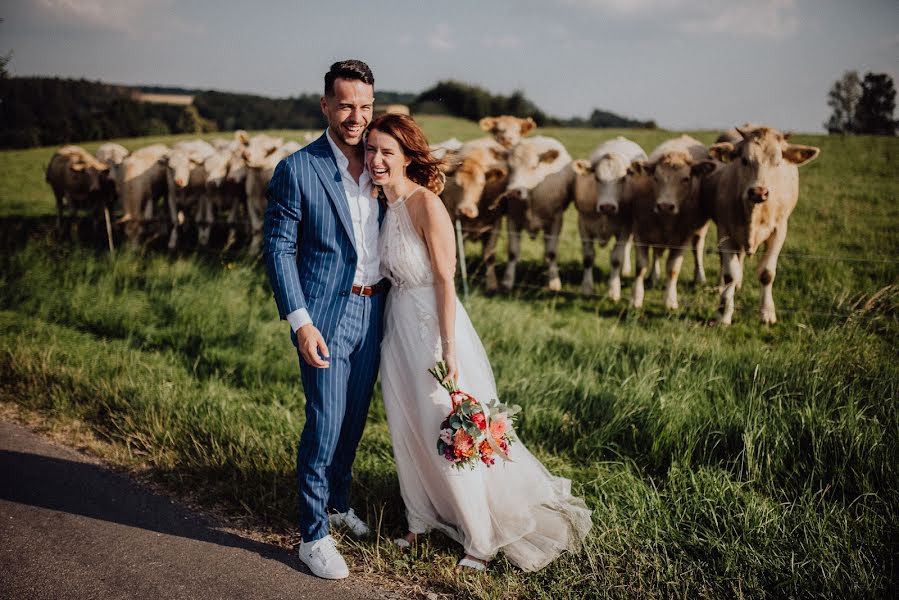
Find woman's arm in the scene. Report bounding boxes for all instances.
[409,190,459,384]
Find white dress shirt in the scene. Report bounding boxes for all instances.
[286,130,381,333]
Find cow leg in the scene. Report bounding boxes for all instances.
[608,235,628,302]
[246,195,263,255]
[502,219,522,291]
[578,218,595,296]
[663,248,685,310]
[621,235,633,277]
[631,240,651,308]
[481,226,500,293]
[647,246,662,287]
[757,224,788,325]
[197,192,213,247]
[692,223,709,285]
[714,241,743,325]
[167,191,180,250]
[545,214,563,291]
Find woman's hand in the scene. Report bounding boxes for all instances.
[442,343,459,386]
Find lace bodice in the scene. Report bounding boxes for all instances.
[379,190,434,290]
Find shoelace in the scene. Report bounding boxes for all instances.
[312,537,340,562]
[343,509,366,530]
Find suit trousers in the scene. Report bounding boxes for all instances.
[296,293,382,542]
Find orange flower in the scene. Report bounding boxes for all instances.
[453,428,474,453]
[490,416,507,439]
[479,440,493,456]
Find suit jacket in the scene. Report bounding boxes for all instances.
[262,133,383,343]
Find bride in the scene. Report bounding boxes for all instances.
[367,113,592,572]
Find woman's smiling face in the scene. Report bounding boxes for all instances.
[366,128,410,188]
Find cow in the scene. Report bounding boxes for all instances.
[45,145,111,232]
[165,139,216,250]
[703,126,820,325]
[501,136,573,291]
[479,115,536,149]
[201,131,251,247]
[116,143,170,247]
[570,136,647,298]
[246,140,302,253]
[628,135,717,310]
[439,138,509,292]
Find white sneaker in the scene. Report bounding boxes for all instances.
[328,508,371,538]
[297,535,349,580]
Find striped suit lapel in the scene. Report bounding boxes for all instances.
[308,135,356,252]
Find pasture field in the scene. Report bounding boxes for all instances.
[0,117,896,599]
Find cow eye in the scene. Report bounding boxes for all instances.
[741,157,749,166]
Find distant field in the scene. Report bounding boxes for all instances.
[1,118,897,599]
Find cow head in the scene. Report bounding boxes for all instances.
[166,151,200,189]
[711,126,820,205]
[69,158,110,194]
[574,153,635,215]
[479,115,536,149]
[504,138,567,203]
[644,151,717,215]
[451,150,508,220]
[242,135,284,169]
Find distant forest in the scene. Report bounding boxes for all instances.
[0,77,656,149]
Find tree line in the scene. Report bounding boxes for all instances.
[825,71,897,136]
[0,76,655,149]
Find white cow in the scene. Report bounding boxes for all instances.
[246,140,302,253]
[570,136,647,298]
[116,144,170,247]
[501,136,573,291]
[165,139,216,249]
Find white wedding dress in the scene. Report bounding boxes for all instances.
[378,191,593,572]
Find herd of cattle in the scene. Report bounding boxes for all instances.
[45,116,820,325]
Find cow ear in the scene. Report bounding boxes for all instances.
[235,130,249,145]
[735,126,750,139]
[572,159,592,176]
[538,148,560,163]
[486,166,507,182]
[628,160,650,177]
[70,162,86,172]
[520,117,536,135]
[708,142,736,162]
[691,160,718,178]
[479,117,495,132]
[783,144,820,166]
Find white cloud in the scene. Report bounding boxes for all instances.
[562,0,800,38]
[428,23,456,51]
[481,34,522,49]
[34,0,204,37]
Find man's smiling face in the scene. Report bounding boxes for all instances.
[321,77,374,148]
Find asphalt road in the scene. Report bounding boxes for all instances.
[0,419,389,600]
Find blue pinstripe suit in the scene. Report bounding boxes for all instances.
[263,133,384,543]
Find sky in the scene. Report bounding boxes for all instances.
[2,0,897,133]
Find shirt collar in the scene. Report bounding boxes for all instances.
[325,128,371,188]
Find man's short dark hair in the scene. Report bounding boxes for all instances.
[324,60,374,96]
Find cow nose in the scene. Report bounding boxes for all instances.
[658,202,676,214]
[506,188,523,201]
[175,177,186,187]
[459,205,479,219]
[748,186,769,203]
[598,203,617,215]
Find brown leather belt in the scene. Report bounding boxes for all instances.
[351,281,385,296]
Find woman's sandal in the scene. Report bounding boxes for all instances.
[455,556,488,573]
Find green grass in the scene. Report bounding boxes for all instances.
[1,117,897,598]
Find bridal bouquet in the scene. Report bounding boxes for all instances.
[429,361,520,469]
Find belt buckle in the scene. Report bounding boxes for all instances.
[359,284,371,296]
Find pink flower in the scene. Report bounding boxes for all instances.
[489,416,507,439]
[471,412,487,431]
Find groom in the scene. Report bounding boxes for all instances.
[263,59,384,580]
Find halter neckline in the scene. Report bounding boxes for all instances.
[386,185,424,208]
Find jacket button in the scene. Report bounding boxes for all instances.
[339,291,349,297]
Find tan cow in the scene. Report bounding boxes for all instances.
[45,145,111,230]
[439,138,509,291]
[571,136,647,298]
[629,135,717,310]
[116,144,170,247]
[704,126,820,324]
[479,115,536,149]
[246,140,303,254]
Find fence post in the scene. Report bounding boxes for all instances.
[455,219,469,303]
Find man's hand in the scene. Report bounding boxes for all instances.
[296,324,330,368]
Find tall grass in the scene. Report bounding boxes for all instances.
[1,121,896,598]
